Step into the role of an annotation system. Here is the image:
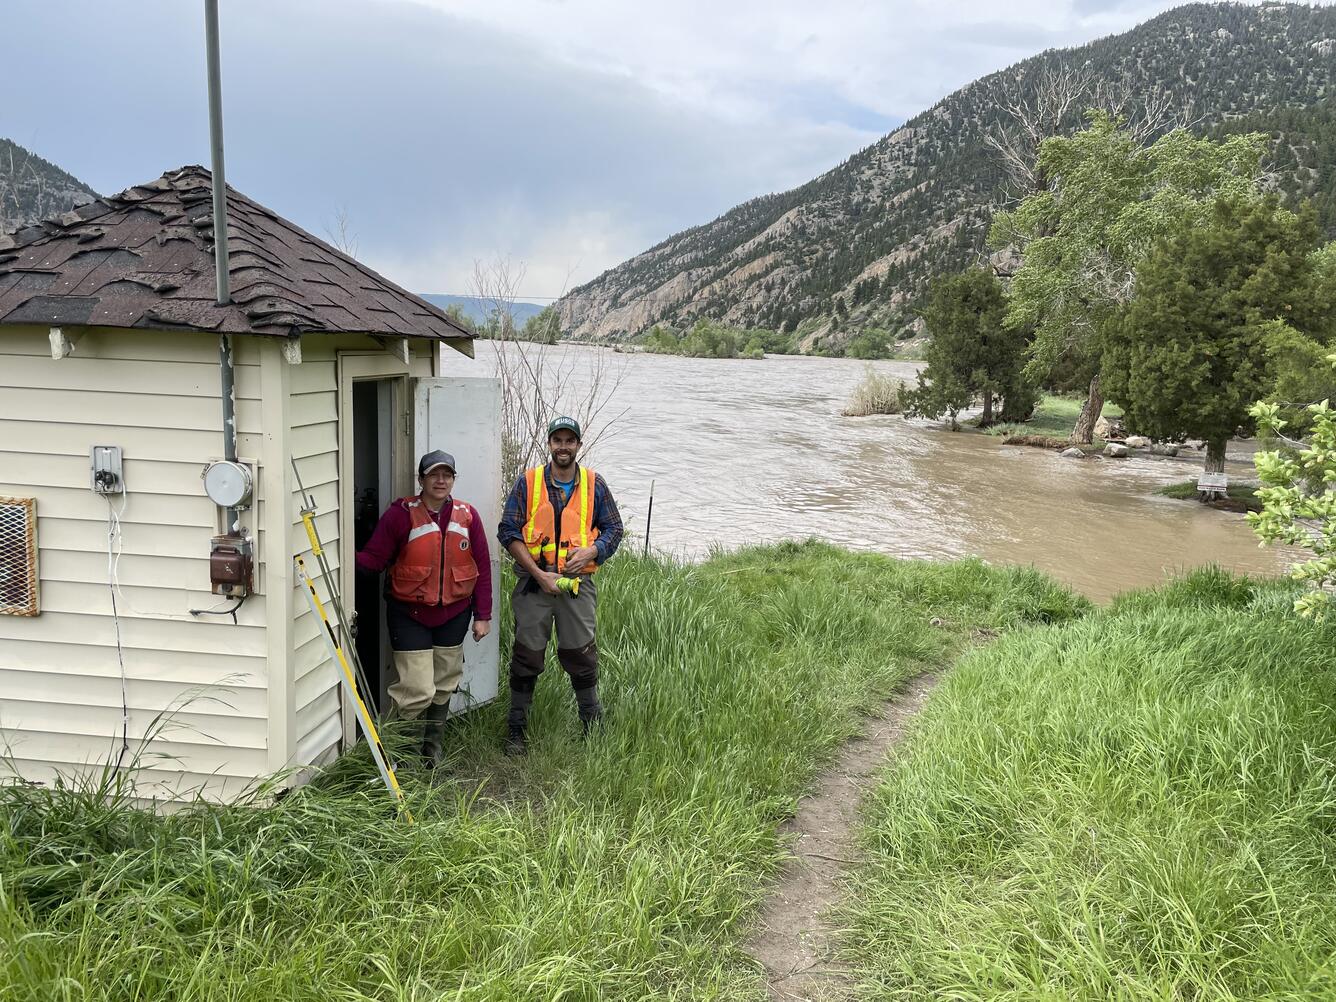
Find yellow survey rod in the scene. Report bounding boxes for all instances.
[295,554,412,823]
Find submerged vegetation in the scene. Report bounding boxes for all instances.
[842,366,907,417]
[0,543,1081,1001]
[842,568,1335,999]
[1158,478,1263,511]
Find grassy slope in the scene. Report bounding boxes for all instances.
[0,543,1084,1002]
[983,393,1124,440]
[843,568,1336,1000]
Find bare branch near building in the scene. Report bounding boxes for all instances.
[323,204,359,257]
[471,256,626,491]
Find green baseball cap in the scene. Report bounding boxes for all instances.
[547,416,582,441]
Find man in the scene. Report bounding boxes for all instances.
[356,450,492,766]
[497,416,622,755]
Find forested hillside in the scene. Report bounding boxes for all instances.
[0,138,97,234]
[558,3,1336,350]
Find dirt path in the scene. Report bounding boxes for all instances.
[746,672,941,1001]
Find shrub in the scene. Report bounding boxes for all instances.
[843,367,907,417]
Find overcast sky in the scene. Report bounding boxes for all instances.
[6,0,1199,298]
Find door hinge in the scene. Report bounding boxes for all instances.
[404,410,412,437]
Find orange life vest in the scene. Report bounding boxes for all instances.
[522,465,600,574]
[388,496,479,605]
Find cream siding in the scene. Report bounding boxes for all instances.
[0,325,270,800]
[1,325,439,801]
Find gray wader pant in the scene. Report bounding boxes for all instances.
[508,572,601,735]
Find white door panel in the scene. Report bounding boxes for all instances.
[413,377,503,711]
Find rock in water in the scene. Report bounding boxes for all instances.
[1060,447,1085,458]
[1125,435,1152,449]
[1151,443,1180,457]
[1104,443,1130,458]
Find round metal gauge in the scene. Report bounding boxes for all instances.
[202,460,253,508]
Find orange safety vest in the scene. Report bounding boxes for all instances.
[522,465,600,574]
[388,497,479,605]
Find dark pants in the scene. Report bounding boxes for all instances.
[386,602,470,650]
[508,573,601,728]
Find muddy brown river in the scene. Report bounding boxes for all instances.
[454,344,1293,603]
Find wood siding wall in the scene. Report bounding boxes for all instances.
[0,326,271,801]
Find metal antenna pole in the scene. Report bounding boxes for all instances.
[644,479,655,558]
[204,0,230,305]
[204,0,240,536]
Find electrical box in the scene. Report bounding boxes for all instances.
[209,534,253,597]
[90,446,124,494]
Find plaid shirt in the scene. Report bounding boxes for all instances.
[497,463,623,566]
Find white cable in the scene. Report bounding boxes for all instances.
[105,484,230,621]
[105,494,131,769]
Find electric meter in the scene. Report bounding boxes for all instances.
[202,460,254,509]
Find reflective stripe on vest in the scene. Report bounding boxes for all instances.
[521,465,599,574]
[388,497,480,605]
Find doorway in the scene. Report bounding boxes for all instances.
[338,349,412,743]
[351,378,396,714]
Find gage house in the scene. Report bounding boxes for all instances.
[0,166,501,802]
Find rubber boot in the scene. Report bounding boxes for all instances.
[575,683,603,737]
[420,701,452,768]
[505,684,533,756]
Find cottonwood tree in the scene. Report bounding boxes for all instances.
[991,113,1267,443]
[1103,196,1318,475]
[985,65,1185,202]
[904,268,1032,429]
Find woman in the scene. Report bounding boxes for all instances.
[356,449,492,766]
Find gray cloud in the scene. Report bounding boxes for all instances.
[2,0,1206,294]
[1,0,875,294]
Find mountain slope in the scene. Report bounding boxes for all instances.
[0,139,97,234]
[557,2,1336,349]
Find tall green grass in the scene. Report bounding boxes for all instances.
[0,542,1083,1002]
[842,567,1336,999]
[983,393,1123,439]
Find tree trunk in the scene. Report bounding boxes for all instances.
[980,389,994,427]
[1204,438,1227,474]
[1069,372,1104,444]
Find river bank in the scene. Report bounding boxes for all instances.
[1,544,1084,1000]
[6,546,1330,1000]
[454,343,1294,602]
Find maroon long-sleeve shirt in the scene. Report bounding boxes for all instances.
[355,496,493,626]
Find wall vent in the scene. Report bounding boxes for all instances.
[0,496,39,617]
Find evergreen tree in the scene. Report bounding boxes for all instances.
[1103,196,1319,474]
[905,268,1031,429]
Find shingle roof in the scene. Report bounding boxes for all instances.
[0,165,473,344]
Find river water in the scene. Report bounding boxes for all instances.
[452,343,1292,603]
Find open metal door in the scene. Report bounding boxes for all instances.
[413,376,503,712]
